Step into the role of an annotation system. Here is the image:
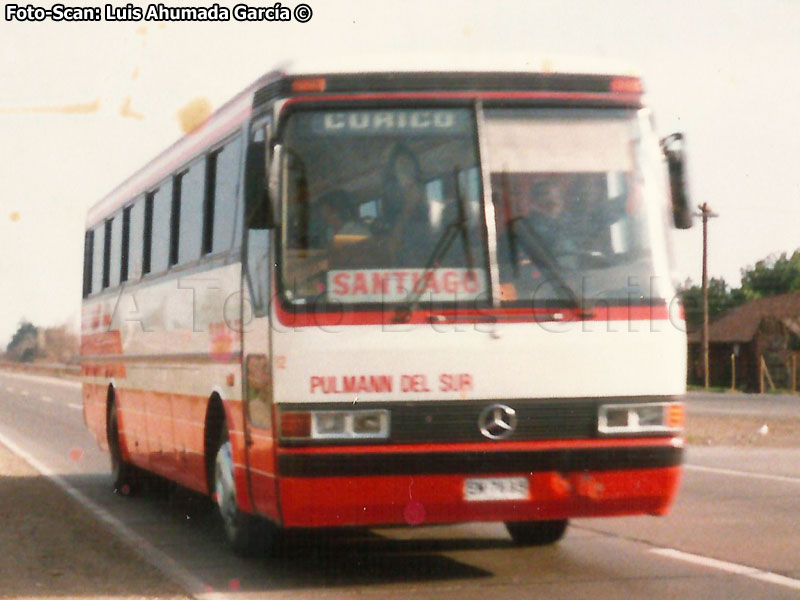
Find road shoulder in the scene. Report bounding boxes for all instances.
[0,439,193,599]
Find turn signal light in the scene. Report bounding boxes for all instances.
[667,402,685,429]
[280,412,312,438]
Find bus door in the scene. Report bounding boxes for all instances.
[240,121,280,521]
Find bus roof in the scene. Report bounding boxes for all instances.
[272,54,639,77]
[86,55,640,228]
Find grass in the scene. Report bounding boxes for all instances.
[687,384,729,393]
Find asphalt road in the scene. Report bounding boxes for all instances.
[687,388,800,418]
[1,373,799,600]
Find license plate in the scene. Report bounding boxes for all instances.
[463,477,530,501]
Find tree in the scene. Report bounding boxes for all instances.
[41,325,79,363]
[679,249,800,332]
[678,277,746,332]
[739,251,800,300]
[6,321,39,362]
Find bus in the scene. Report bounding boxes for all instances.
[81,57,692,555]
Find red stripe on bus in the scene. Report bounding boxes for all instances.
[81,330,123,355]
[273,301,671,328]
[278,435,681,457]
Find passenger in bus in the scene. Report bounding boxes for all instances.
[316,189,370,247]
[381,145,435,267]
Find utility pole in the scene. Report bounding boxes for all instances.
[695,203,718,389]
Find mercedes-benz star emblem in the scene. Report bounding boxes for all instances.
[478,404,517,440]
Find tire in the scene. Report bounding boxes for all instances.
[213,427,275,556]
[505,519,568,546]
[108,401,140,496]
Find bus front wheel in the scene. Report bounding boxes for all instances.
[213,427,275,556]
[505,519,568,546]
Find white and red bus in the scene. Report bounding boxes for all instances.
[81,57,692,554]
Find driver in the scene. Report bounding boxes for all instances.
[524,180,576,258]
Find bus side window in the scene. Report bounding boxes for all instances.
[202,152,218,255]
[245,125,270,317]
[120,206,131,283]
[169,172,184,268]
[108,212,123,288]
[149,182,173,274]
[102,218,113,289]
[91,222,104,294]
[211,136,243,254]
[127,199,146,281]
[176,157,206,265]
[82,230,94,298]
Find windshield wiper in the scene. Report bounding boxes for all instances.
[393,168,477,323]
[508,216,591,317]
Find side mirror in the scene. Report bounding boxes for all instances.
[244,141,275,229]
[661,133,692,229]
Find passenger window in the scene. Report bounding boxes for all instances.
[109,213,123,287]
[92,223,104,293]
[120,206,131,283]
[142,193,154,276]
[169,173,183,267]
[178,158,206,264]
[245,126,270,316]
[212,136,242,253]
[150,182,173,274]
[202,151,218,255]
[127,198,145,280]
[82,230,94,298]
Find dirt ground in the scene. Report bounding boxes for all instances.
[0,443,192,600]
[687,413,800,448]
[0,409,797,600]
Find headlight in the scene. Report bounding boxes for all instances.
[598,402,684,435]
[281,409,390,440]
[314,412,347,437]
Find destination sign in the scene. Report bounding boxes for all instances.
[304,109,471,136]
[327,267,487,303]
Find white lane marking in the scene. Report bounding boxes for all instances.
[652,548,800,591]
[41,396,53,403]
[0,371,81,390]
[67,403,83,411]
[0,430,225,600]
[685,464,800,485]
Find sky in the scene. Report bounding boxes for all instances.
[1,0,799,347]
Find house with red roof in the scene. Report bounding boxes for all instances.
[688,293,800,391]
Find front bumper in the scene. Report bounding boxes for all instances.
[275,437,683,527]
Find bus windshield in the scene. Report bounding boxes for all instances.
[486,108,656,306]
[279,106,661,309]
